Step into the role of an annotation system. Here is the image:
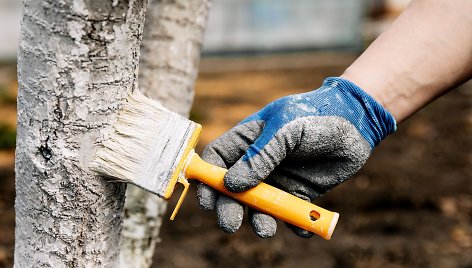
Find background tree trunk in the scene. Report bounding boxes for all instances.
[15,0,148,266]
[120,0,212,267]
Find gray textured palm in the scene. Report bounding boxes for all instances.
[197,116,371,238]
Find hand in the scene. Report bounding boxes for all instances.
[197,77,396,238]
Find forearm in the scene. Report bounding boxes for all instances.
[341,0,472,123]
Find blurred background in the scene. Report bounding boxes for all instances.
[1,0,471,267]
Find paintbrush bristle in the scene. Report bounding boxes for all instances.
[90,90,199,197]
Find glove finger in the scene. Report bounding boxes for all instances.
[224,121,299,192]
[198,121,265,210]
[248,208,277,238]
[201,121,265,168]
[285,223,314,238]
[216,195,244,233]
[196,183,217,211]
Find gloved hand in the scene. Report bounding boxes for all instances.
[197,77,396,238]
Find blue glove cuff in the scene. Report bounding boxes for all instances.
[322,77,397,147]
[238,76,397,158]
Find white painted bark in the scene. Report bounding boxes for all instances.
[15,0,148,267]
[120,0,212,267]
[138,0,212,116]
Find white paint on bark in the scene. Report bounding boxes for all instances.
[15,0,148,267]
[120,0,212,267]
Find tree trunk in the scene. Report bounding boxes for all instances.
[120,0,212,267]
[15,0,148,266]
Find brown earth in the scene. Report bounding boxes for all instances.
[1,53,471,268]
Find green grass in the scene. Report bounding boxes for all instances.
[0,123,16,149]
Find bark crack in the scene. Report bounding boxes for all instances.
[38,136,52,161]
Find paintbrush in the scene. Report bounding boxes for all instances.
[90,90,339,240]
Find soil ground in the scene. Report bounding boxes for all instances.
[1,53,471,268]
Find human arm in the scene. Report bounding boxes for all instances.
[342,0,472,123]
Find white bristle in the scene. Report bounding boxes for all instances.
[90,90,197,197]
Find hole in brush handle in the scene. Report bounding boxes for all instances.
[309,210,320,221]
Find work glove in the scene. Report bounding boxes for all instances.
[197,77,396,238]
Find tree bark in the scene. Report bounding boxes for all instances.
[120,0,212,267]
[15,0,148,267]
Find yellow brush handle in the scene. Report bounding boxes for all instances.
[185,153,339,240]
